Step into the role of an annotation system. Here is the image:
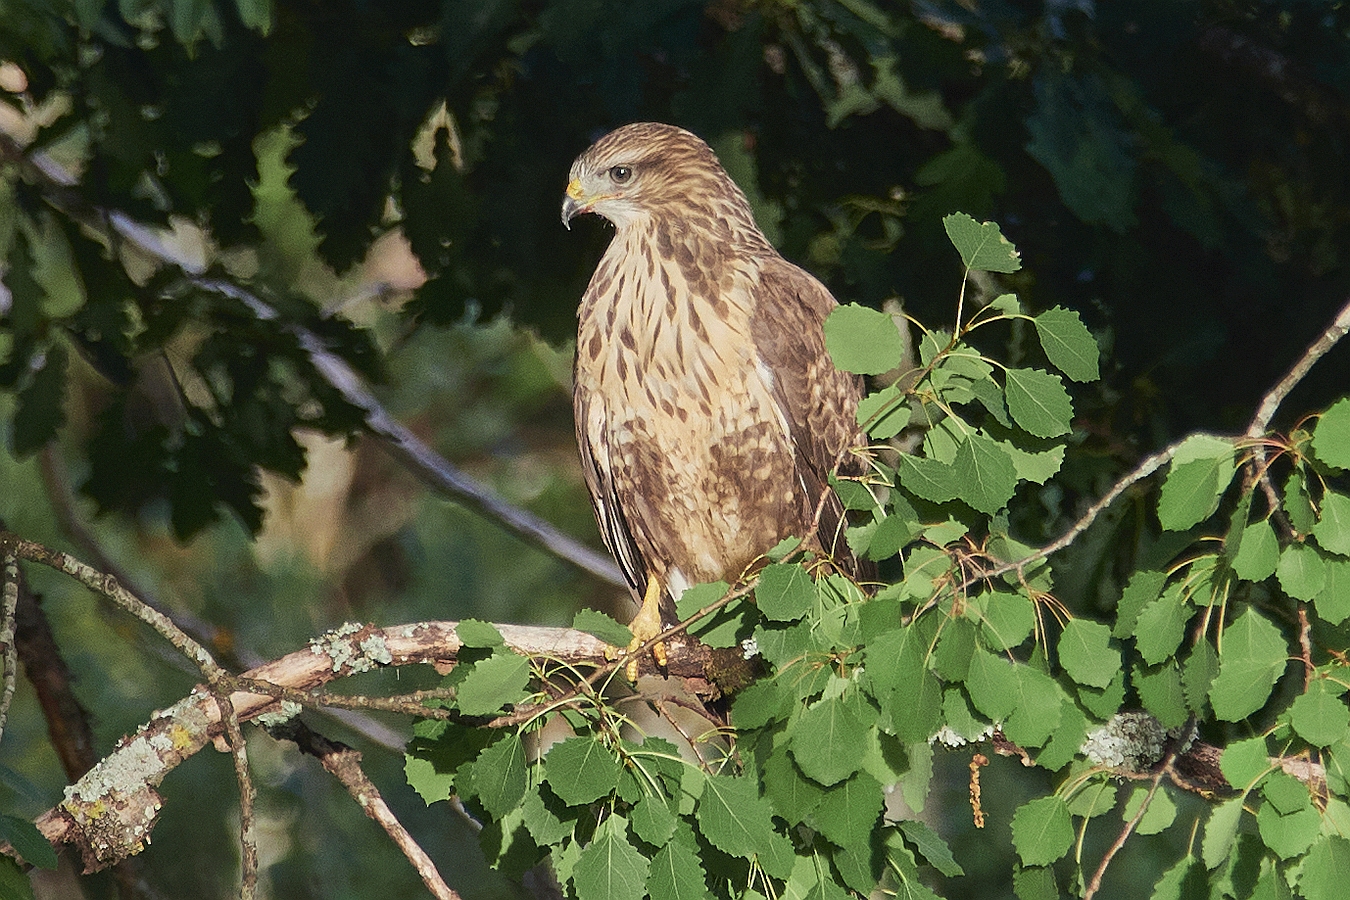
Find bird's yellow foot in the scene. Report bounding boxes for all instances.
[623,574,668,680]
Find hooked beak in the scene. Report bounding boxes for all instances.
[561,178,588,230]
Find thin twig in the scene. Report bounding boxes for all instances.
[0,551,18,743]
[217,693,258,900]
[270,720,461,900]
[1082,745,1179,900]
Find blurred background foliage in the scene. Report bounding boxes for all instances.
[1,0,1349,897]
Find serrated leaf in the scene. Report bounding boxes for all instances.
[1067,779,1117,818]
[1123,785,1177,836]
[1232,519,1280,581]
[1059,619,1120,688]
[696,774,790,875]
[456,619,504,648]
[976,590,1035,651]
[762,746,825,823]
[1033,307,1099,382]
[1286,468,1318,534]
[647,838,713,900]
[790,694,867,786]
[1317,492,1350,556]
[1035,701,1088,772]
[470,734,528,817]
[631,796,678,846]
[810,771,883,852]
[898,820,963,877]
[1210,610,1288,722]
[1298,835,1350,900]
[824,304,906,375]
[1291,681,1350,746]
[1220,737,1272,792]
[1202,796,1245,869]
[756,563,816,622]
[965,649,1017,721]
[1277,542,1326,601]
[456,651,531,716]
[1149,854,1208,900]
[1318,556,1350,624]
[1004,368,1073,439]
[868,512,920,562]
[1182,641,1218,716]
[1002,666,1067,748]
[943,213,1022,273]
[573,609,632,646]
[857,384,912,439]
[1157,436,1237,531]
[1010,796,1073,866]
[996,438,1064,485]
[573,816,649,900]
[1258,787,1319,858]
[1134,584,1191,665]
[675,581,730,620]
[1115,570,1167,638]
[521,787,574,846]
[1313,400,1350,470]
[954,431,1019,513]
[546,737,622,806]
[1135,661,1188,728]
[896,453,959,503]
[1013,865,1058,900]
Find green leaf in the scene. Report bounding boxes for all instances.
[12,343,68,456]
[898,820,964,878]
[521,787,574,847]
[456,651,531,716]
[1013,866,1059,900]
[857,384,913,439]
[896,453,959,504]
[234,0,272,33]
[790,694,867,786]
[1157,435,1237,531]
[1003,667,1067,748]
[1115,570,1167,638]
[1317,492,1350,556]
[1220,737,1272,792]
[810,771,883,852]
[824,304,906,375]
[1134,584,1191,666]
[1135,661,1188,728]
[953,431,1019,513]
[631,796,678,846]
[0,858,33,900]
[1291,681,1350,746]
[1182,640,1219,716]
[1210,610,1289,721]
[1318,556,1350,624]
[545,737,623,806]
[756,563,816,622]
[675,581,730,620]
[762,746,825,823]
[1298,835,1350,900]
[975,590,1035,651]
[1003,368,1073,439]
[469,734,528,818]
[965,650,1018,721]
[1277,543,1326,601]
[1033,307,1099,382]
[646,838,713,900]
[1258,777,1319,858]
[1122,785,1177,836]
[943,213,1022,273]
[1059,619,1121,688]
[1035,702,1088,772]
[995,437,1065,485]
[1010,796,1073,867]
[1313,400,1350,470]
[456,620,505,648]
[868,512,920,562]
[573,816,650,900]
[1067,779,1118,818]
[696,774,791,876]
[1149,854,1208,900]
[0,814,57,870]
[1232,519,1280,581]
[1202,797,1246,869]
[1286,468,1318,534]
[573,609,632,646]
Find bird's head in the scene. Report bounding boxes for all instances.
[561,122,747,232]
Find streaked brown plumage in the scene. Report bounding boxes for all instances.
[562,123,868,646]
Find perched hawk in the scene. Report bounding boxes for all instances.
[562,123,869,663]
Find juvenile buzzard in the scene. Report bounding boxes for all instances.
[562,123,869,666]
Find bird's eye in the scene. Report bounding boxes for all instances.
[609,165,633,184]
